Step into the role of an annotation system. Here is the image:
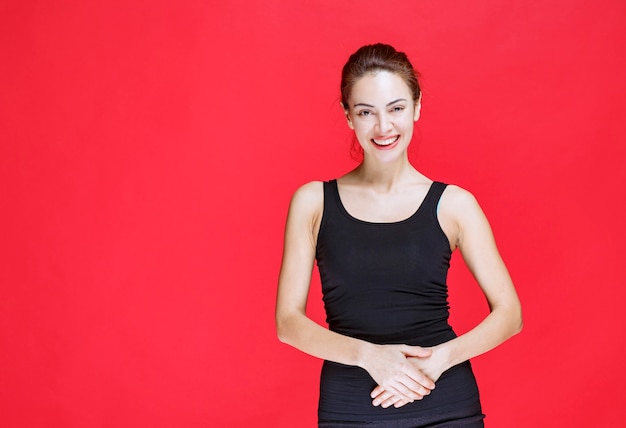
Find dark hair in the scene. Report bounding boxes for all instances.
[340,43,421,108]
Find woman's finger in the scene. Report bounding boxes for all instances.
[372,390,394,407]
[370,385,385,399]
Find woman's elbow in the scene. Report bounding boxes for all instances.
[275,313,295,344]
[495,301,523,337]
[276,322,289,344]
[511,304,524,336]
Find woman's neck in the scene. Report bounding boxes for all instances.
[352,155,418,192]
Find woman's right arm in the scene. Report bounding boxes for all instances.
[275,182,435,404]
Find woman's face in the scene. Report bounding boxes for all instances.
[344,71,420,163]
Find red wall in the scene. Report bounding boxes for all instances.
[2,1,625,426]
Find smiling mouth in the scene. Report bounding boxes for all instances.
[372,136,400,147]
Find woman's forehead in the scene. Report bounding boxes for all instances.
[350,71,413,105]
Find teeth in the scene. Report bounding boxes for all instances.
[373,136,398,146]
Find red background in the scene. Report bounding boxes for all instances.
[2,1,625,426]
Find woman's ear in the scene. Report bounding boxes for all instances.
[340,101,354,130]
[414,94,422,122]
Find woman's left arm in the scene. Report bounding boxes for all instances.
[372,185,523,408]
[429,185,523,370]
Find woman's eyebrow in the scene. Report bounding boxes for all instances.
[353,99,407,108]
[386,98,407,106]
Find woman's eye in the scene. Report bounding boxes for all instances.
[392,106,405,112]
[357,110,372,117]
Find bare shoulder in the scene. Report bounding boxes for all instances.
[288,181,324,228]
[440,184,481,215]
[286,181,325,248]
[437,184,486,249]
[290,181,324,214]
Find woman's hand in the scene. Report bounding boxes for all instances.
[370,345,450,408]
[361,344,436,407]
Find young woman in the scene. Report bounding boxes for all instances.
[276,43,522,427]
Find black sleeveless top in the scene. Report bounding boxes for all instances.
[315,180,482,423]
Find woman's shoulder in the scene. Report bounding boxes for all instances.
[285,181,326,240]
[440,183,476,201]
[292,180,324,200]
[288,181,325,217]
[439,183,482,216]
[437,184,485,248]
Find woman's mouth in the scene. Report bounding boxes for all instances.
[371,135,400,150]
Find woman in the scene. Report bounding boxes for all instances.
[275,43,522,427]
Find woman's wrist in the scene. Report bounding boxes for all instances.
[355,340,377,370]
[432,342,454,373]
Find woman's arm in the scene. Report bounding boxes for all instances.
[436,186,523,362]
[371,185,523,408]
[276,182,436,403]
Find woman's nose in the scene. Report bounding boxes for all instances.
[375,113,393,133]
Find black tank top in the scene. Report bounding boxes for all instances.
[315,179,482,422]
[316,179,454,347]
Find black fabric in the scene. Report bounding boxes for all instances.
[315,180,484,426]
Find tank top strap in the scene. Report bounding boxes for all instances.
[318,180,340,236]
[421,181,448,220]
[323,179,340,214]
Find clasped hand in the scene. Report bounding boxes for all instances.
[364,344,447,409]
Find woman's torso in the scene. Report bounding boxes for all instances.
[314,179,482,424]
